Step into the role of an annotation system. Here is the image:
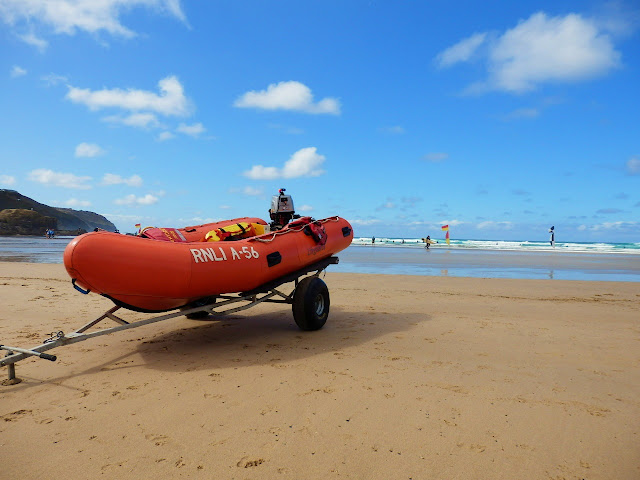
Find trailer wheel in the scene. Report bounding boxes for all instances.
[181,296,216,320]
[292,277,329,331]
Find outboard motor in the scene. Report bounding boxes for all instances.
[269,188,298,230]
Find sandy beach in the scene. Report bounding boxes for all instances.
[1,262,638,479]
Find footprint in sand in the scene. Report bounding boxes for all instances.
[456,443,486,453]
[237,456,265,468]
[145,433,170,446]
[0,409,33,422]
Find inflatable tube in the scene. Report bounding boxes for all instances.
[64,216,353,312]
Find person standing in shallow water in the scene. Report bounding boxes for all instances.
[549,226,555,247]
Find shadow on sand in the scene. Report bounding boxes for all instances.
[132,306,430,372]
[3,305,430,388]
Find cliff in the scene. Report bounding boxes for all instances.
[0,189,116,235]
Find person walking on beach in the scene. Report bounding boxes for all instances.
[425,235,431,249]
[549,226,555,247]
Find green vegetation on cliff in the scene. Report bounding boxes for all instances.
[0,209,58,235]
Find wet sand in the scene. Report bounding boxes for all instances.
[336,245,640,281]
[1,262,639,479]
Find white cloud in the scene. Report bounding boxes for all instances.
[28,168,92,189]
[626,156,640,175]
[114,193,159,206]
[102,173,143,187]
[436,32,487,68]
[299,204,313,212]
[586,221,638,231]
[157,131,175,142]
[243,186,263,196]
[235,81,340,115]
[437,12,621,93]
[177,215,220,225]
[75,142,105,157]
[244,147,326,180]
[177,122,205,137]
[41,73,68,86]
[63,198,92,208]
[243,165,280,181]
[66,76,191,117]
[375,201,396,212]
[102,212,150,223]
[282,147,326,178]
[476,220,513,229]
[103,112,162,129]
[18,32,47,50]
[10,65,26,77]
[491,13,620,92]
[351,218,381,226]
[0,174,16,186]
[0,0,187,46]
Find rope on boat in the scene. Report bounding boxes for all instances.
[250,216,342,244]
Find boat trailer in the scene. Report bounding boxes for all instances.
[1,257,338,385]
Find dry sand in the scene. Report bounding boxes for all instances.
[1,262,639,479]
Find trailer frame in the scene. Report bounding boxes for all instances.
[1,256,338,385]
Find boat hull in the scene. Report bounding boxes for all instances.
[64,216,353,312]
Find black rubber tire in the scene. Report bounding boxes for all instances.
[292,277,330,331]
[181,296,216,320]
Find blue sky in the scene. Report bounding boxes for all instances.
[1,0,638,242]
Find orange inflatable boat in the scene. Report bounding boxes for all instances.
[64,216,353,313]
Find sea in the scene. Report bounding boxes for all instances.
[352,236,640,254]
[1,235,639,282]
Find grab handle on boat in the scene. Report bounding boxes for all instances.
[72,279,91,295]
